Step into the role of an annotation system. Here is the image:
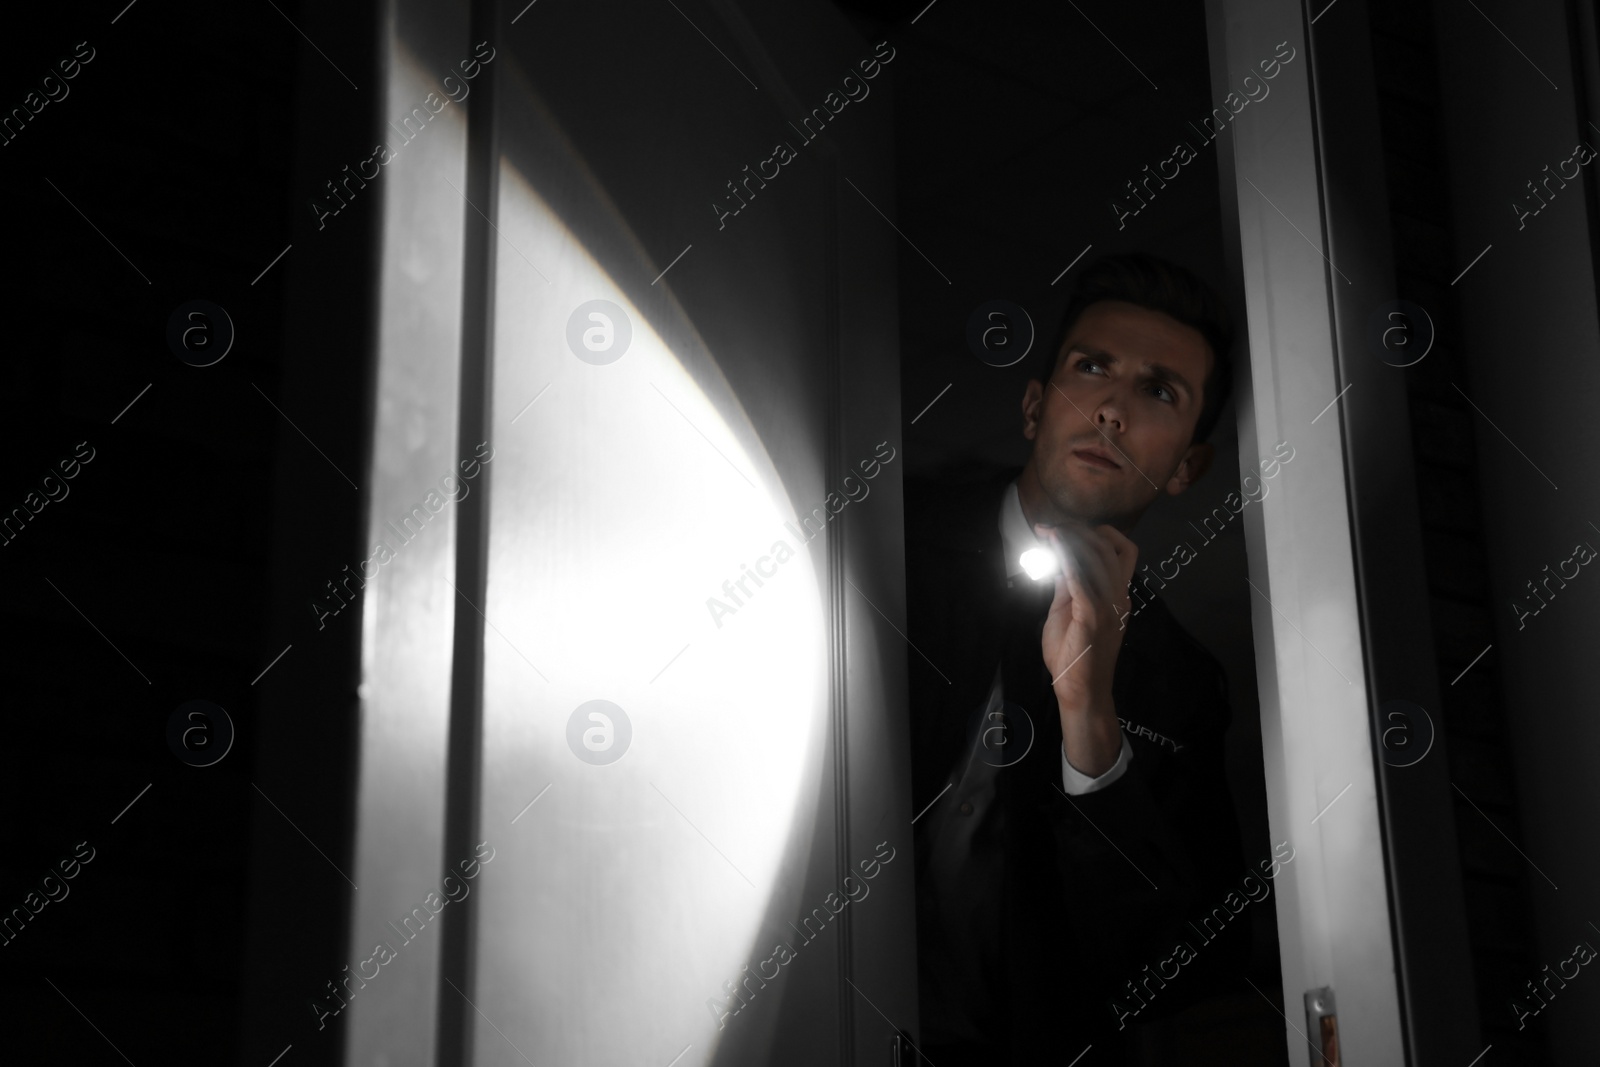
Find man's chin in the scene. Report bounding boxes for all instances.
[1046,487,1116,527]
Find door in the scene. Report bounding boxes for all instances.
[334,1,916,1065]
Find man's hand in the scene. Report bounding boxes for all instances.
[1034,521,1139,778]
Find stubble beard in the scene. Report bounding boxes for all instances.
[1041,465,1121,529]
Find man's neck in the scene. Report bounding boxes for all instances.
[1015,462,1057,533]
[1016,458,1138,536]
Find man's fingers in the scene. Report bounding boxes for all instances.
[1040,523,1117,601]
[1050,569,1074,617]
[1038,525,1115,615]
[1064,522,1136,593]
[1099,525,1133,560]
[1038,523,1136,622]
[1096,523,1140,586]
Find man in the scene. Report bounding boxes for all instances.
[907,253,1250,1064]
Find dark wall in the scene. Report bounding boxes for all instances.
[1365,5,1549,1062]
[0,1,325,1064]
[0,3,389,1065]
[1425,0,1600,1061]
[230,0,385,1064]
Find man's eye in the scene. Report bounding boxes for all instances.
[1076,358,1102,373]
[1151,384,1175,403]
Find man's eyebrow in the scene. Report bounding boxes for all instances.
[1066,344,1196,399]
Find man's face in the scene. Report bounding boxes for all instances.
[1021,300,1214,529]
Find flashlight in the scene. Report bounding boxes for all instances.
[1019,546,1058,581]
[1021,524,1073,582]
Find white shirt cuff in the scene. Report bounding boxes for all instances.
[1060,734,1132,794]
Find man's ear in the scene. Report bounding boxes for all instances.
[1166,441,1214,495]
[1021,379,1045,441]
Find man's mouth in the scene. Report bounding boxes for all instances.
[1072,447,1120,469]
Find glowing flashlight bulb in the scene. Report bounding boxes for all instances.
[1019,546,1058,581]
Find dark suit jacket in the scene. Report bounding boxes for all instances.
[906,462,1249,1062]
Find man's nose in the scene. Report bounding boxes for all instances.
[1091,394,1126,431]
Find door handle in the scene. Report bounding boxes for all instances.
[1304,987,1341,1067]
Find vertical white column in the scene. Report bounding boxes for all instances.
[1205,0,1406,1059]
[341,2,471,1063]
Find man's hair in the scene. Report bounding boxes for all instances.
[1038,253,1235,445]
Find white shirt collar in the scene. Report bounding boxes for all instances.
[998,479,1047,580]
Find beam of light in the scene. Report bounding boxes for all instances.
[472,154,828,1066]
